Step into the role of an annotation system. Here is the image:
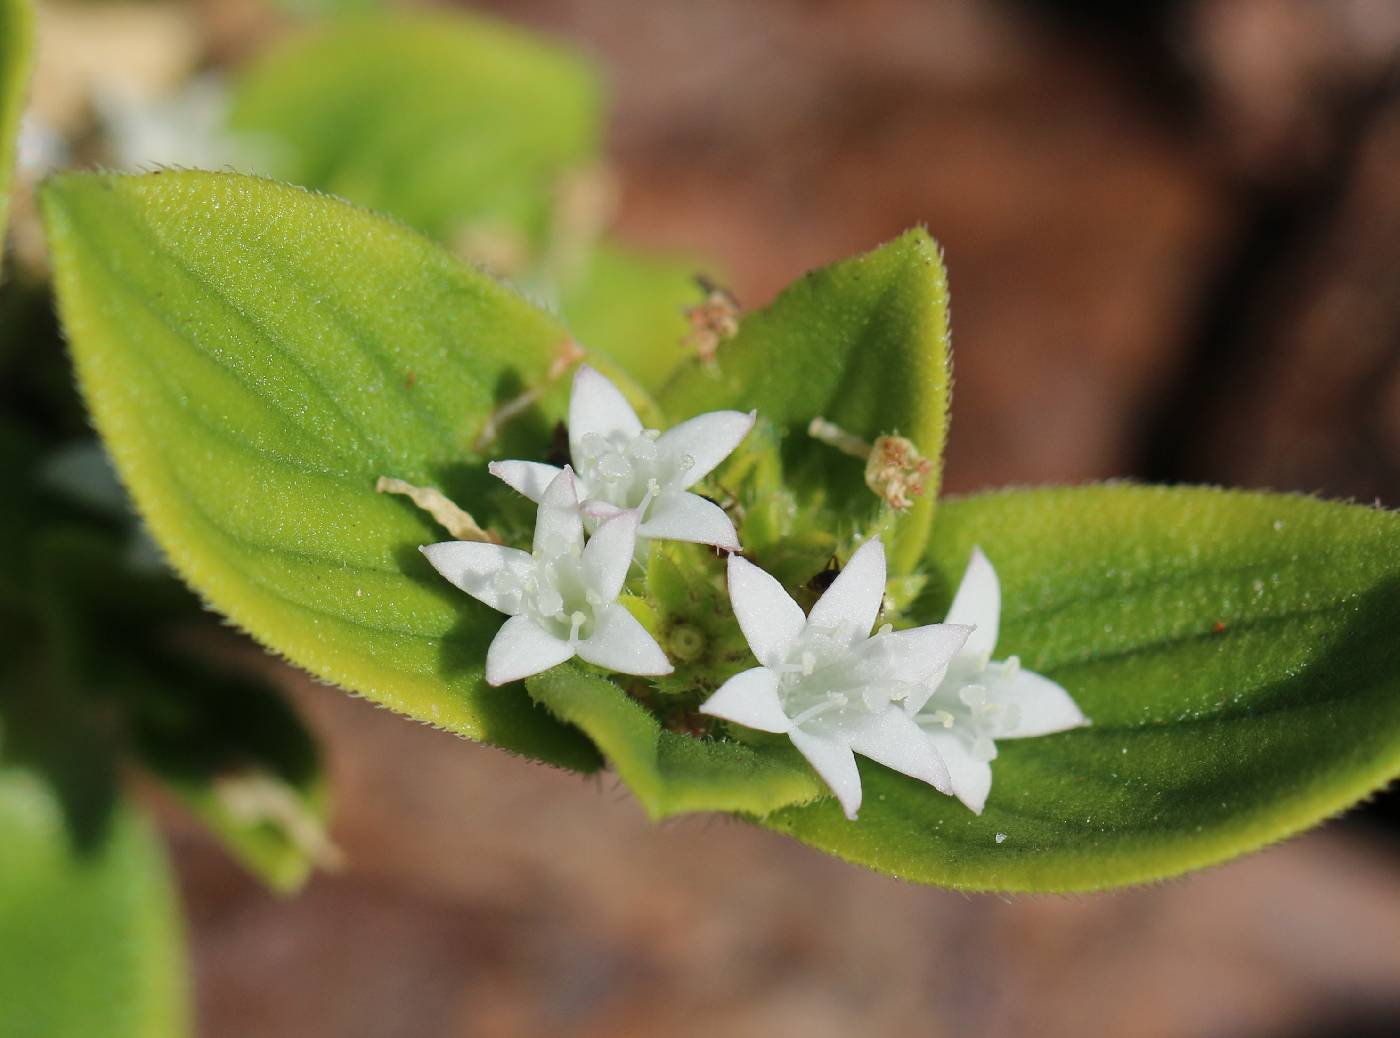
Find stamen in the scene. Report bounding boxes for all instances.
[789,696,847,728]
[959,684,988,708]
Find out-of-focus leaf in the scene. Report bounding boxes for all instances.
[228,12,601,247]
[660,230,951,573]
[0,767,189,1038]
[0,0,33,272]
[766,485,1400,891]
[32,527,330,892]
[561,243,706,394]
[42,169,599,769]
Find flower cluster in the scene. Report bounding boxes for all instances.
[420,364,1086,818]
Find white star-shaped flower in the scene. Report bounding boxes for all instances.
[490,364,753,554]
[698,537,972,819]
[910,548,1090,814]
[421,467,672,686]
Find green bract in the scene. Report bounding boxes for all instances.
[0,768,189,1038]
[0,0,33,272]
[42,170,1400,891]
[661,229,950,574]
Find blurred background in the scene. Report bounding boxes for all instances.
[9,0,1400,1035]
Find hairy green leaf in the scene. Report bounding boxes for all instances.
[42,170,599,770]
[0,0,33,272]
[527,665,823,819]
[766,485,1400,891]
[0,768,189,1038]
[660,230,951,573]
[229,12,601,247]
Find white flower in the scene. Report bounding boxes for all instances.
[490,364,753,554]
[420,467,672,686]
[699,537,972,819]
[910,548,1090,814]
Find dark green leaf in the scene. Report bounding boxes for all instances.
[766,485,1400,891]
[42,169,599,770]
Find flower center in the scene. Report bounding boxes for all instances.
[577,429,694,516]
[493,550,603,642]
[775,624,921,730]
[916,656,1024,760]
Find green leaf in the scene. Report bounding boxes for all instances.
[659,230,951,573]
[766,485,1400,891]
[562,243,705,393]
[0,768,189,1038]
[0,0,34,274]
[228,12,602,247]
[42,169,599,770]
[527,665,823,819]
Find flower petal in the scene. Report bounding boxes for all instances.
[945,546,999,660]
[788,728,863,820]
[997,667,1090,739]
[656,409,756,487]
[486,615,576,685]
[806,536,885,642]
[639,491,740,550]
[419,541,535,615]
[848,706,952,794]
[568,364,643,457]
[533,466,585,557]
[699,667,791,733]
[924,730,993,814]
[867,622,973,689]
[488,460,562,503]
[576,603,673,676]
[581,510,639,602]
[727,555,806,669]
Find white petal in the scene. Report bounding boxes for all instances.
[488,460,562,503]
[576,603,673,676]
[420,541,535,615]
[581,510,638,602]
[568,364,643,457]
[925,730,993,814]
[486,615,576,685]
[997,668,1089,739]
[533,466,585,557]
[788,728,863,820]
[806,536,885,642]
[727,554,806,669]
[946,546,999,660]
[581,500,626,522]
[640,491,740,550]
[848,707,952,794]
[655,409,756,487]
[869,623,973,687]
[699,667,791,734]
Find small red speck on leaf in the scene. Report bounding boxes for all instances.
[1212,621,1227,634]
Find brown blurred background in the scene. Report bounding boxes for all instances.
[132,0,1400,1034]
